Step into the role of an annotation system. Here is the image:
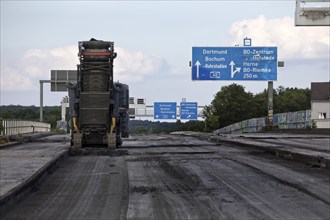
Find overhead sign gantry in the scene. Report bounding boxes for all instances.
[295,0,330,26]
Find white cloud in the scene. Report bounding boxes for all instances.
[114,47,168,82]
[168,66,187,76]
[1,45,78,91]
[21,46,78,78]
[0,64,34,91]
[228,15,330,60]
[1,45,168,91]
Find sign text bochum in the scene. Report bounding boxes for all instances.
[154,102,177,119]
[192,47,277,81]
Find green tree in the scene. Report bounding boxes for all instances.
[211,84,255,128]
[0,105,61,130]
[202,105,219,132]
[253,89,268,117]
[274,87,310,113]
[43,108,61,129]
[0,110,12,119]
[204,84,312,131]
[0,119,3,134]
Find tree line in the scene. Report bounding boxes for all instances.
[203,84,311,131]
[129,120,205,134]
[0,84,311,133]
[0,105,61,129]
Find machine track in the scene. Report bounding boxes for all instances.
[108,133,117,149]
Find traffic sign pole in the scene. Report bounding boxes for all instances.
[267,81,273,127]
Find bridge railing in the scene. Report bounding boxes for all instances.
[214,110,312,135]
[0,119,51,135]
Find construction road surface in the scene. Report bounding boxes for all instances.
[2,134,330,220]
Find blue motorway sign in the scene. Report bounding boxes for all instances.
[180,102,198,120]
[154,102,177,120]
[192,47,277,81]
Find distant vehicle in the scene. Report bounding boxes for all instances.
[68,38,129,149]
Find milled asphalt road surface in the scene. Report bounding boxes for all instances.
[1,134,330,220]
[0,135,69,202]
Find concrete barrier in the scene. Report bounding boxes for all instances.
[0,120,51,135]
[214,110,312,135]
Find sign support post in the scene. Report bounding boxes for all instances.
[267,81,273,128]
[40,80,44,122]
[39,80,51,122]
[39,70,77,122]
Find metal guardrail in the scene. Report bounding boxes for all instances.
[0,119,51,135]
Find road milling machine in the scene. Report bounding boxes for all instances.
[68,39,129,150]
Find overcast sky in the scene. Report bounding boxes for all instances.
[1,1,329,107]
